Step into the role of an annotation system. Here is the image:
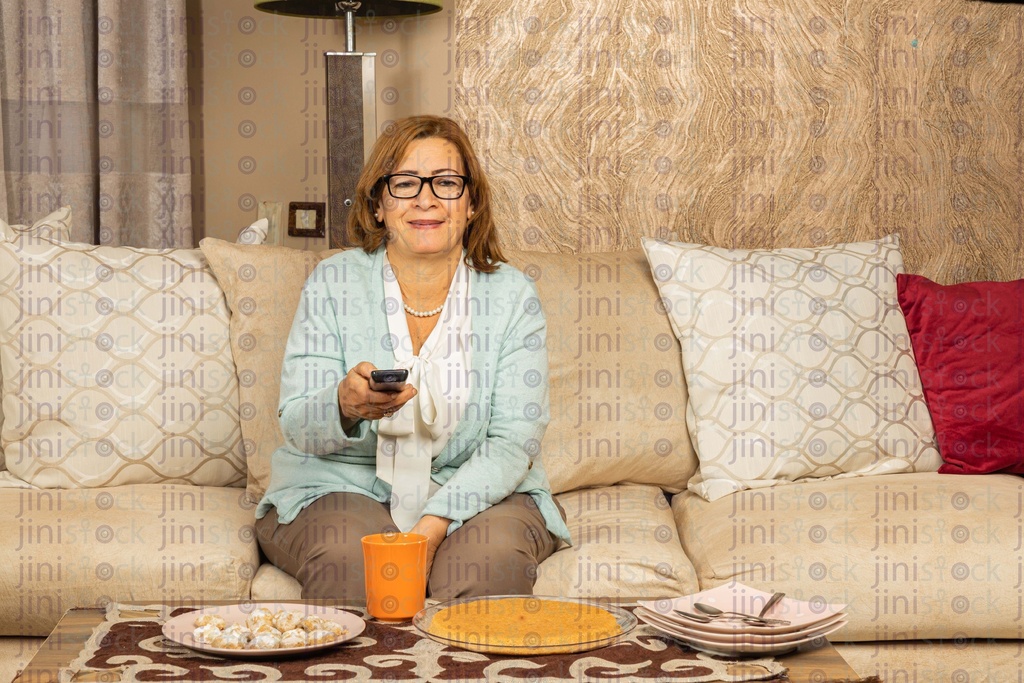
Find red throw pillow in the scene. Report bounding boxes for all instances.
[897,274,1024,474]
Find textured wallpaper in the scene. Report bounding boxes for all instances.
[454,0,1023,282]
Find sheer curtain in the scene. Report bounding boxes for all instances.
[0,1,193,248]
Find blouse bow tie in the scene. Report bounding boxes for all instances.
[377,356,448,441]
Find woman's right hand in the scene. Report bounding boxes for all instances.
[338,362,417,424]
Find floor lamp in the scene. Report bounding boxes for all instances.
[255,1,443,248]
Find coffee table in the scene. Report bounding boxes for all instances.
[20,601,860,681]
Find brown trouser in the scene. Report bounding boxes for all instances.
[255,492,563,601]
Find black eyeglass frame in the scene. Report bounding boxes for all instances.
[378,173,471,200]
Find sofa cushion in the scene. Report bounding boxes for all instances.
[0,485,259,636]
[0,471,33,489]
[643,235,940,501]
[251,562,302,601]
[199,239,342,502]
[898,274,1024,474]
[249,485,702,603]
[251,486,701,602]
[535,484,699,599]
[505,249,697,494]
[0,637,44,683]
[837,640,1024,683]
[673,471,1024,641]
[0,207,74,473]
[0,238,245,488]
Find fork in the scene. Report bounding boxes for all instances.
[758,591,786,618]
[693,601,791,626]
[674,608,790,627]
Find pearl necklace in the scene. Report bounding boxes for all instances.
[404,302,444,317]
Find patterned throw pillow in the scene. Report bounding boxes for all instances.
[0,206,73,242]
[0,207,74,472]
[642,235,940,501]
[199,238,341,501]
[0,215,266,482]
[0,239,246,488]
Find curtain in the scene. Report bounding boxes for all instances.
[0,0,192,248]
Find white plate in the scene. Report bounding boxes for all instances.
[639,583,846,635]
[635,606,846,645]
[162,602,365,658]
[637,609,848,656]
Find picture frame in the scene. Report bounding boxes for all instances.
[287,202,326,238]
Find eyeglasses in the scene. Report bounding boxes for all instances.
[381,174,470,200]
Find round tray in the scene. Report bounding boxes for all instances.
[413,595,636,655]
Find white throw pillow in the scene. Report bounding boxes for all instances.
[0,207,74,471]
[0,206,73,243]
[642,235,940,501]
[0,238,245,488]
[236,217,269,245]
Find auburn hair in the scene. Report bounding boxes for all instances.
[346,115,504,273]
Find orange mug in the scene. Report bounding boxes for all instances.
[361,532,428,622]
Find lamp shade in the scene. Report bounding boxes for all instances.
[254,0,442,17]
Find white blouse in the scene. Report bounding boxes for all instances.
[375,253,473,532]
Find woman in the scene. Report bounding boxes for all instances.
[255,115,571,601]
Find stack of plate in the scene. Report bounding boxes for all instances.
[637,583,847,657]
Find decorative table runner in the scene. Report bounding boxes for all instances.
[59,602,790,682]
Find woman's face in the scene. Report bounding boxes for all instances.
[377,137,473,263]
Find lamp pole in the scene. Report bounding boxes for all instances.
[322,1,373,248]
[325,48,375,248]
[342,1,357,50]
[255,0,443,248]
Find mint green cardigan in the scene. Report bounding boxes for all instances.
[256,246,572,545]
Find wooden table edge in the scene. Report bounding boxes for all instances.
[20,601,859,681]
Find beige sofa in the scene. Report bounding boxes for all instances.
[0,238,1019,682]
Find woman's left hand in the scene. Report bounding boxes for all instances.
[410,514,451,579]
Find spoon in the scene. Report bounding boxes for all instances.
[673,609,715,623]
[693,603,791,626]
